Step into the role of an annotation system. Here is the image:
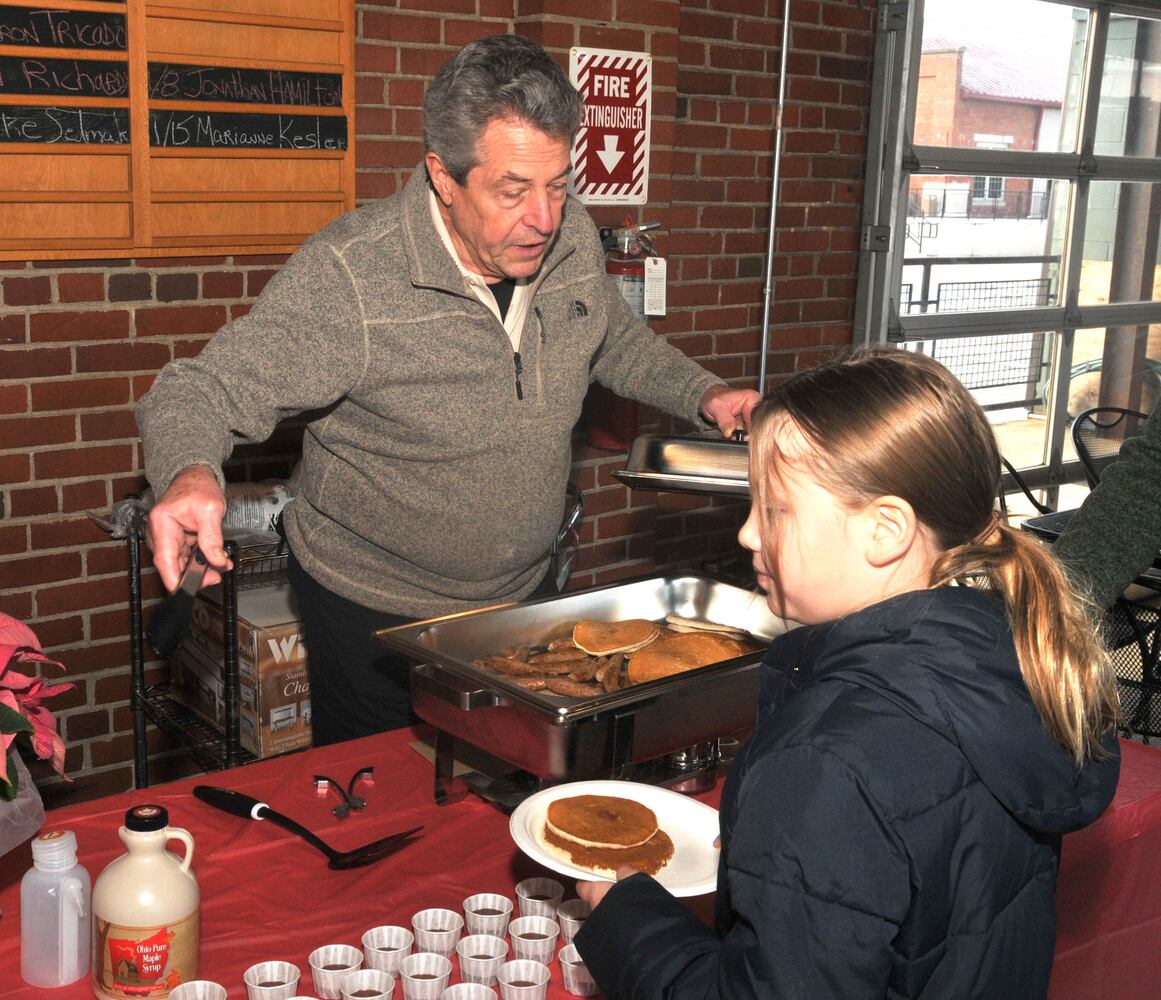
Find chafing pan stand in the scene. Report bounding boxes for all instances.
[427,721,730,811]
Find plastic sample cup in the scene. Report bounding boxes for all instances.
[554,899,591,945]
[454,933,508,986]
[341,967,395,1000]
[441,984,496,1000]
[514,878,564,919]
[506,916,559,965]
[557,944,599,997]
[398,952,453,1000]
[168,982,229,1000]
[363,925,414,976]
[496,960,550,1000]
[244,961,303,1000]
[462,893,514,937]
[411,908,464,958]
[309,944,364,999]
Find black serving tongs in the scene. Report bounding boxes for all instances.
[147,546,208,657]
[193,785,422,870]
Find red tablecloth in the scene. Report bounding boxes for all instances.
[1,730,1158,999]
[1048,738,1161,1000]
[0,726,714,999]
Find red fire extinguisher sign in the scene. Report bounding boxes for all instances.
[569,47,652,205]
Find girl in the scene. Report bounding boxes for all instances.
[574,349,1120,1000]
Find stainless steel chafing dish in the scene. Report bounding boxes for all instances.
[377,574,788,805]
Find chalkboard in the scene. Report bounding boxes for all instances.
[0,56,129,98]
[0,104,129,144]
[0,7,127,51]
[149,63,341,108]
[149,109,346,150]
[0,0,356,259]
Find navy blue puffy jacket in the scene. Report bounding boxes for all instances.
[575,587,1119,1000]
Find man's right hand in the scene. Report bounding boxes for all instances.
[145,465,232,591]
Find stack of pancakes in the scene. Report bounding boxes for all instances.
[573,616,755,683]
[573,618,660,655]
[539,794,674,877]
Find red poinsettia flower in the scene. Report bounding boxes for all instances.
[0,613,73,792]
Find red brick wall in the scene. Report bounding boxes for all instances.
[0,0,877,806]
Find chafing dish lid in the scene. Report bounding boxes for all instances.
[613,434,750,497]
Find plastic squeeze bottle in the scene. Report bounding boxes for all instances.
[20,829,92,987]
[91,804,199,1000]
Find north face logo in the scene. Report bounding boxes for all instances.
[568,300,589,319]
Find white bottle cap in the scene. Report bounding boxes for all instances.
[31,830,78,871]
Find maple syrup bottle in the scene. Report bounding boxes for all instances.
[91,805,199,1000]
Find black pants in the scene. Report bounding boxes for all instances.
[287,550,417,746]
[287,549,557,747]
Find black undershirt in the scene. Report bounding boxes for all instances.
[488,277,518,320]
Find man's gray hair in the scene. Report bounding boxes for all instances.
[423,34,583,185]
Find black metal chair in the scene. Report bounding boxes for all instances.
[1069,406,1161,740]
[1071,406,1150,489]
[1103,598,1161,740]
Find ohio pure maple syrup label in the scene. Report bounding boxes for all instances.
[93,910,199,999]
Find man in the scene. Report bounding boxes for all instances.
[136,34,760,745]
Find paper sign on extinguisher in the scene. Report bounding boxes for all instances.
[569,47,651,205]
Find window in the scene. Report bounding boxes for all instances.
[972,175,1005,201]
[856,0,1161,504]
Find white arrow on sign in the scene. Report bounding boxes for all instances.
[596,134,624,175]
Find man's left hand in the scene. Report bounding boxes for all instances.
[699,385,762,438]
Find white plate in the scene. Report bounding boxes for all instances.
[509,780,720,897]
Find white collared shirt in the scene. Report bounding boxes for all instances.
[429,189,531,351]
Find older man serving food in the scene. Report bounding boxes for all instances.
[135,34,759,747]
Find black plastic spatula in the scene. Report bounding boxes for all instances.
[192,785,423,870]
[146,547,207,657]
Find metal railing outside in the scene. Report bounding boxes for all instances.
[907,184,1053,222]
[899,269,1053,411]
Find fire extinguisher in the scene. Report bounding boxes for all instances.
[604,221,660,321]
[585,221,662,451]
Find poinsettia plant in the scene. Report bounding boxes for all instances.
[1,612,73,801]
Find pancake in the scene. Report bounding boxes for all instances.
[573,619,660,656]
[540,794,674,877]
[664,615,751,638]
[546,794,658,848]
[540,825,674,878]
[627,631,756,684]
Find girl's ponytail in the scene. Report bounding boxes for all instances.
[932,524,1118,764]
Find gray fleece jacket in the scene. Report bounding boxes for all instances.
[1054,403,1161,608]
[136,166,723,617]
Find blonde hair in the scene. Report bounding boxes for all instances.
[750,348,1118,764]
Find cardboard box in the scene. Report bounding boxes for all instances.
[171,581,312,759]
[169,641,226,731]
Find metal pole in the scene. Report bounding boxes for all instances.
[758,0,792,394]
[128,526,149,789]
